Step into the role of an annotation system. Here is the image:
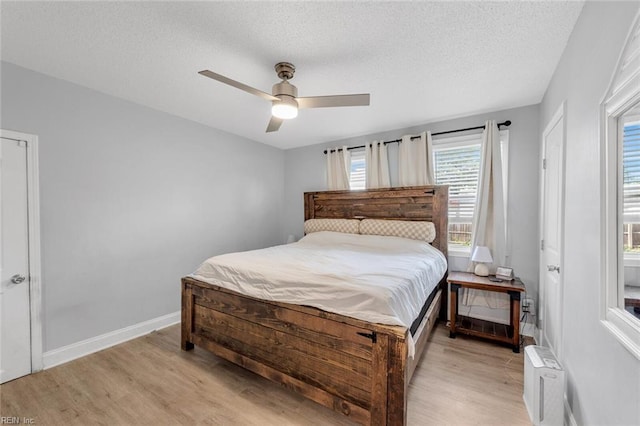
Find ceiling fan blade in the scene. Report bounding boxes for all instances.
[199,70,279,102]
[266,116,283,133]
[296,94,370,109]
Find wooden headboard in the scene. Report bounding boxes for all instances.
[304,185,449,258]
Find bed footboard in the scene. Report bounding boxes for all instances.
[182,277,441,425]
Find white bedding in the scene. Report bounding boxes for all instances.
[191,231,447,357]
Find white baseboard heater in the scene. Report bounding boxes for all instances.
[523,345,565,426]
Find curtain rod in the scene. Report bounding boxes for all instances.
[323,120,512,154]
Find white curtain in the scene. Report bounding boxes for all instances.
[326,146,350,190]
[463,120,507,308]
[398,131,435,186]
[365,141,391,188]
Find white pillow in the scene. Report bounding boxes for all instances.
[304,218,360,235]
[359,219,436,243]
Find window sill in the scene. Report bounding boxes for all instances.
[448,249,470,258]
[602,307,640,360]
[624,253,640,267]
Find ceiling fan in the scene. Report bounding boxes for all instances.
[198,62,370,133]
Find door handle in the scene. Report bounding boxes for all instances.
[10,274,26,284]
[547,265,560,273]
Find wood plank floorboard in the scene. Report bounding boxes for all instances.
[0,324,531,425]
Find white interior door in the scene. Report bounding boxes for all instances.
[0,137,32,383]
[540,107,565,357]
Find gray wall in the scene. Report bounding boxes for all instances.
[284,104,540,300]
[539,2,640,424]
[1,62,285,352]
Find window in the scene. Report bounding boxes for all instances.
[602,12,640,359]
[603,108,640,359]
[619,115,640,325]
[349,149,366,190]
[433,131,509,255]
[434,136,481,252]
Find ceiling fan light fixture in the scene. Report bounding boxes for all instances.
[198,62,370,132]
[272,97,298,119]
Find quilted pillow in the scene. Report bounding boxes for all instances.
[359,219,436,243]
[304,218,360,235]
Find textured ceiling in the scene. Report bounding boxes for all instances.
[0,1,584,149]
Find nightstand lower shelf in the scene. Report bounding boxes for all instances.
[450,316,514,344]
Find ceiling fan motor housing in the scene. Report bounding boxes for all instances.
[272,81,298,98]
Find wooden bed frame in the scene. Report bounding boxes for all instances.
[181,185,448,425]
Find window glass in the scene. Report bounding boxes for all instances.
[349,149,365,190]
[434,139,481,251]
[621,115,640,321]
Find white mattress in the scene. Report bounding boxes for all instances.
[191,231,447,357]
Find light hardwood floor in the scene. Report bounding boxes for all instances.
[0,324,531,425]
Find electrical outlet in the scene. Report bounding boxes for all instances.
[522,297,535,315]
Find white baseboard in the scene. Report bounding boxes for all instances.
[43,311,180,369]
[565,395,577,426]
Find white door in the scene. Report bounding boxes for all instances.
[540,107,565,357]
[0,136,32,383]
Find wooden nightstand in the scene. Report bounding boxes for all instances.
[447,271,525,352]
